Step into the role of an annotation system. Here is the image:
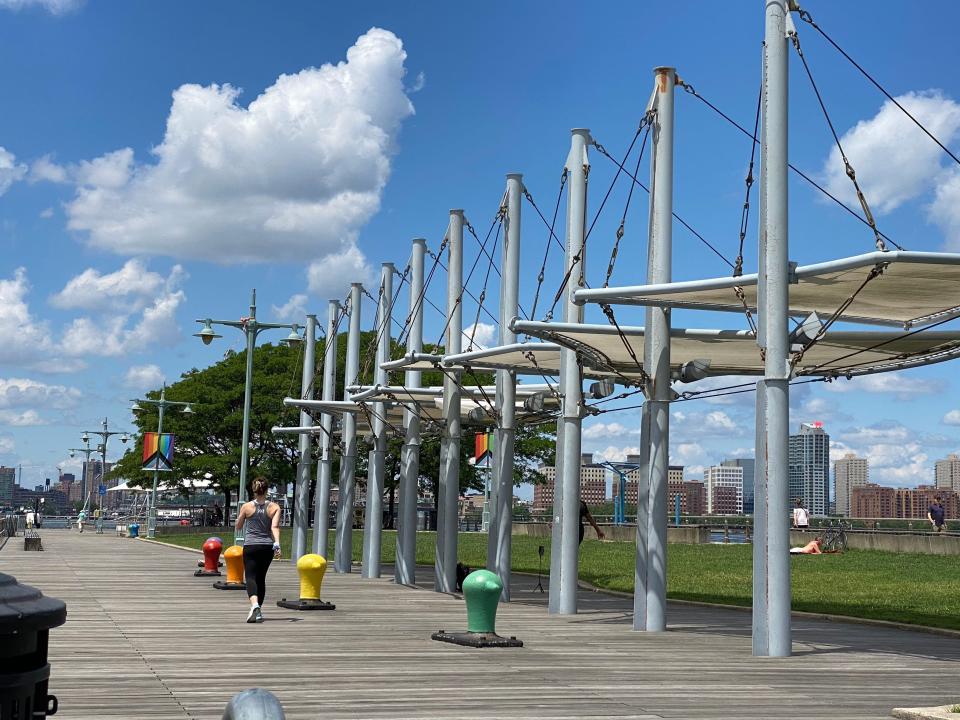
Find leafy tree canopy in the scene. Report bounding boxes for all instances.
[110,331,556,506]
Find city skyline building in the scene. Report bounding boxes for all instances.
[789,422,830,516]
[533,453,607,511]
[935,453,960,493]
[704,464,744,515]
[835,453,869,517]
[851,483,959,520]
[0,466,14,507]
[721,458,755,513]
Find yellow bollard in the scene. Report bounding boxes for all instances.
[213,545,246,590]
[277,553,335,611]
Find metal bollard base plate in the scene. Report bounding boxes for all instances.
[213,580,246,590]
[431,630,523,648]
[276,598,335,611]
[194,569,221,577]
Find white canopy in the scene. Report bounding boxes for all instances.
[381,344,619,380]
[513,319,960,378]
[574,251,960,329]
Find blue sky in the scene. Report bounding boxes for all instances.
[2,0,960,495]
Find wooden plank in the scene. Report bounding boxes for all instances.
[1,530,958,719]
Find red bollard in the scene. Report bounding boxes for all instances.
[194,537,222,577]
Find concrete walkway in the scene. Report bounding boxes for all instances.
[3,530,958,719]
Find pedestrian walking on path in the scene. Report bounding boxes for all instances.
[235,477,281,623]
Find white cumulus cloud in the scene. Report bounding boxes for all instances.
[0,147,27,196]
[0,436,15,454]
[306,245,375,301]
[0,377,81,410]
[0,0,82,14]
[0,268,66,371]
[583,421,637,441]
[29,154,68,184]
[50,259,183,313]
[271,294,309,323]
[64,28,415,269]
[463,322,496,350]
[824,373,945,399]
[820,90,960,214]
[124,364,164,390]
[943,410,960,426]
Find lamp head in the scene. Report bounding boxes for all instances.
[182,404,194,415]
[69,450,75,459]
[120,433,129,444]
[467,407,486,423]
[81,432,89,444]
[588,378,616,400]
[283,324,303,347]
[194,320,222,346]
[678,359,712,384]
[130,402,143,413]
[523,393,546,413]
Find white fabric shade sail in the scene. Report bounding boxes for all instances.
[573,251,960,329]
[512,319,960,378]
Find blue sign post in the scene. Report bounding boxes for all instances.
[98,484,107,497]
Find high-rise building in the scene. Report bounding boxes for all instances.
[850,484,959,519]
[533,453,607,511]
[704,465,744,514]
[611,459,685,504]
[668,479,706,516]
[81,460,113,502]
[721,458,755,513]
[788,422,830,516]
[935,453,960,493]
[0,466,14,507]
[834,453,869,517]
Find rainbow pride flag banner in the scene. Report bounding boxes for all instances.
[474,432,494,464]
[142,432,175,471]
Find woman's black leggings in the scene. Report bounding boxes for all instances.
[243,544,274,606]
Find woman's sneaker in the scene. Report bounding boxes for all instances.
[246,606,263,624]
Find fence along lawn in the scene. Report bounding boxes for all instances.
[156,529,960,631]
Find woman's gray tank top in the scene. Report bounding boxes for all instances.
[244,500,274,546]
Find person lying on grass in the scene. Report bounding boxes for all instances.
[790,537,822,554]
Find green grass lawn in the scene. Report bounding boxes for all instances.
[156,529,960,631]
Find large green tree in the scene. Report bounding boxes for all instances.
[110,330,555,518]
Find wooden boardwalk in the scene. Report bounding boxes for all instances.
[2,530,957,719]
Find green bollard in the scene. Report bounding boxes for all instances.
[432,569,523,648]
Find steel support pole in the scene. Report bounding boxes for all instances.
[435,210,463,593]
[758,0,792,657]
[292,314,317,563]
[644,67,676,633]
[335,283,363,574]
[493,173,522,601]
[397,239,425,585]
[313,300,339,558]
[547,414,564,614]
[752,379,769,653]
[556,129,590,615]
[236,290,257,544]
[363,264,393,578]
[633,402,651,629]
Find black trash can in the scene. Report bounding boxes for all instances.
[0,572,67,718]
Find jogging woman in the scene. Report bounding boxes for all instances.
[235,477,281,623]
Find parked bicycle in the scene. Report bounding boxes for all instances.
[821,520,849,552]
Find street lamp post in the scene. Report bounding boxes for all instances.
[131,384,195,539]
[67,440,96,509]
[195,289,303,543]
[79,418,129,530]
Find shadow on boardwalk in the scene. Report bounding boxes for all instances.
[3,530,957,720]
